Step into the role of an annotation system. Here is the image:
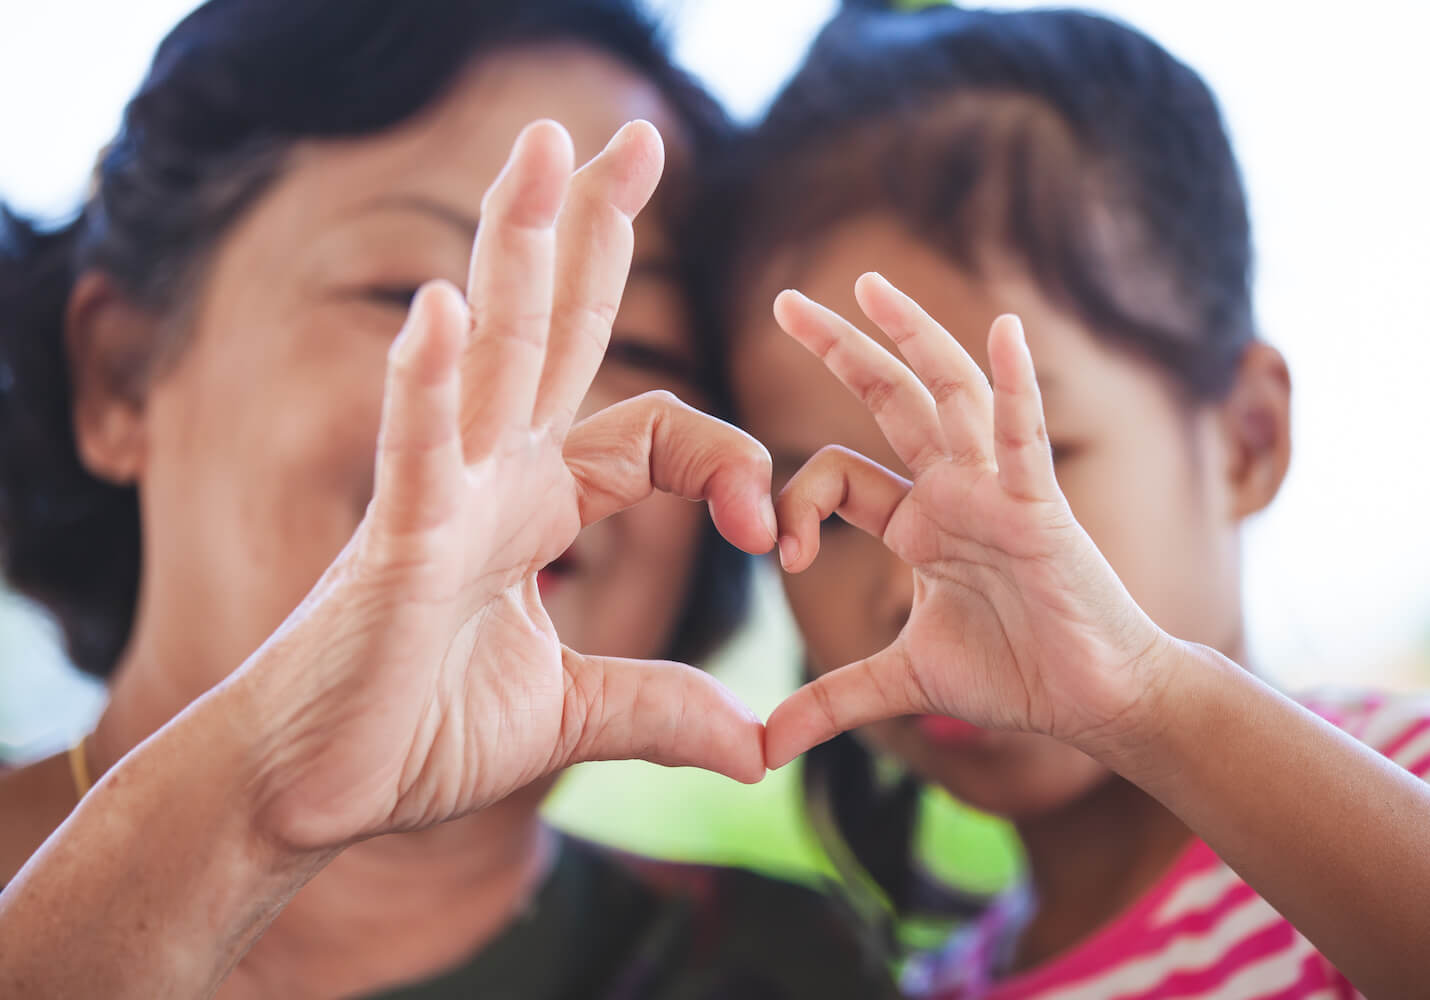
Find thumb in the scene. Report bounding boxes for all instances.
[764,643,930,770]
[559,648,766,784]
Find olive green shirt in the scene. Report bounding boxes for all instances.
[366,836,897,1000]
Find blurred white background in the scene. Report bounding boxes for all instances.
[2,0,1428,761]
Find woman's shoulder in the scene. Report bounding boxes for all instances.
[0,751,78,887]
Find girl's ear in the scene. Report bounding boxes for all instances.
[65,272,157,485]
[1219,341,1291,520]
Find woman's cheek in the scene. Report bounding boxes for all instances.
[263,382,383,580]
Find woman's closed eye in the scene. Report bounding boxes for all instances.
[602,335,697,383]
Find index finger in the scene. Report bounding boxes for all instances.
[533,120,665,436]
[461,120,573,453]
[562,390,778,555]
[773,289,950,475]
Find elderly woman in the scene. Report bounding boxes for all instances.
[0,2,893,997]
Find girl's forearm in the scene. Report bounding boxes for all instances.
[1096,642,1430,998]
[0,676,333,1000]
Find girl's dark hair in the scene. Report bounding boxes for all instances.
[708,5,1257,925]
[0,0,745,678]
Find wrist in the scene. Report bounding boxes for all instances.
[181,670,341,876]
[1068,625,1190,765]
[1074,636,1239,782]
[226,578,407,855]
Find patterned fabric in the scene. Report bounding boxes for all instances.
[367,834,898,1000]
[902,690,1430,1000]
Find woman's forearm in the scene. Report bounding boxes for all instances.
[0,675,333,1000]
[1100,642,1430,998]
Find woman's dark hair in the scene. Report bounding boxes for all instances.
[706,5,1257,928]
[0,0,745,678]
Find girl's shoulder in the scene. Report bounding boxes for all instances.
[905,838,1355,1000]
[1297,687,1430,778]
[906,686,1430,1000]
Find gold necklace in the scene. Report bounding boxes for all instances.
[68,734,92,801]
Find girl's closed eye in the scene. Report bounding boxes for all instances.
[360,284,423,312]
[325,282,427,321]
[1048,440,1084,466]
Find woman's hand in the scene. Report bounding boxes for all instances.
[0,120,776,1000]
[763,272,1171,769]
[241,120,775,851]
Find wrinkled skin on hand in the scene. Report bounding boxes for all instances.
[242,120,776,852]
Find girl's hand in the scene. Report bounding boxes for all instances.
[764,273,1172,769]
[242,120,775,851]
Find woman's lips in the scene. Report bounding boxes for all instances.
[915,714,986,746]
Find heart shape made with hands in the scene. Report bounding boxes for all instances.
[254,120,1163,855]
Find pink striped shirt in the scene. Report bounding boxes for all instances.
[904,690,1430,1000]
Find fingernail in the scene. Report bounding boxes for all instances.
[760,495,779,545]
[778,534,800,570]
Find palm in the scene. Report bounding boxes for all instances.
[885,466,1104,735]
[765,274,1163,769]
[367,447,579,832]
[247,122,773,852]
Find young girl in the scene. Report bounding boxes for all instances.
[718,6,1430,997]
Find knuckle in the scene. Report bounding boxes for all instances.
[813,443,855,468]
[473,306,550,346]
[644,388,683,408]
[553,296,620,335]
[994,422,1047,452]
[949,443,988,468]
[562,664,609,755]
[750,441,774,481]
[857,375,900,415]
[729,438,771,476]
[925,374,968,405]
[810,678,841,729]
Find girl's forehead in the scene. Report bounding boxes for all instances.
[730,212,1187,434]
[738,213,1005,369]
